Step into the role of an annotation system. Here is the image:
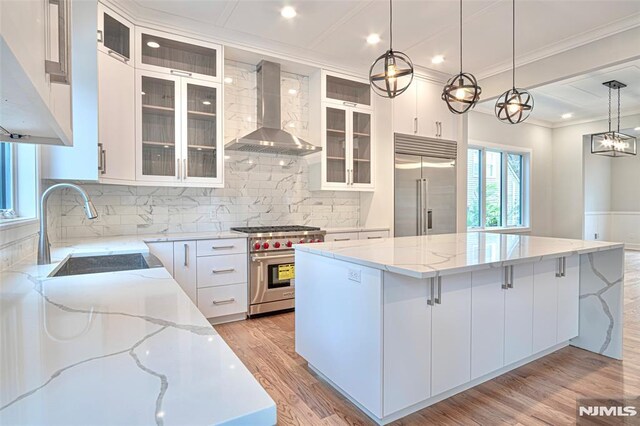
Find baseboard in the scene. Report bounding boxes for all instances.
[309,341,570,425]
[208,312,246,325]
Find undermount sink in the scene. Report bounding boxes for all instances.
[49,253,164,277]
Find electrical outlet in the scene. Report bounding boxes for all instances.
[594,233,599,240]
[209,209,215,220]
[348,268,361,283]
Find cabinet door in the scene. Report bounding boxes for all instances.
[173,241,197,304]
[136,28,221,82]
[98,51,135,181]
[323,72,372,109]
[97,4,133,63]
[324,232,359,242]
[392,82,417,136]
[416,79,457,141]
[471,268,505,380]
[557,255,580,342]
[136,70,181,183]
[504,263,534,365]
[431,273,471,396]
[323,106,348,186]
[351,109,373,187]
[533,259,559,352]
[181,79,223,185]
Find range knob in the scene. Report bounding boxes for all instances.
[274,242,281,248]
[254,242,261,250]
[308,239,315,243]
[286,241,293,248]
[315,239,322,243]
[263,242,270,249]
[299,239,305,244]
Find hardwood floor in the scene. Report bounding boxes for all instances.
[215,251,640,425]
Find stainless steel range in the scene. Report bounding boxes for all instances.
[231,225,326,316]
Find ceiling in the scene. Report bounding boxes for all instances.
[127,0,640,78]
[475,59,640,125]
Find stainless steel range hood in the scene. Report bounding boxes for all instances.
[225,61,320,156]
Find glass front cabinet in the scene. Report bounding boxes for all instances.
[311,71,374,191]
[136,70,222,185]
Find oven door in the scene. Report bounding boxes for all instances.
[250,251,296,305]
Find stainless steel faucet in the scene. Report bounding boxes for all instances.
[38,183,98,265]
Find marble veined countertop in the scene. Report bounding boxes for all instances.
[295,232,624,279]
[0,237,275,425]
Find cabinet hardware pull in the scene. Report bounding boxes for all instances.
[414,117,418,134]
[97,30,103,43]
[508,265,514,289]
[212,268,235,274]
[435,276,442,304]
[427,277,436,306]
[212,245,234,250]
[183,243,189,267]
[170,69,193,77]
[183,158,187,180]
[343,102,357,107]
[367,236,382,239]
[334,238,351,241]
[283,291,294,297]
[176,159,181,179]
[212,298,235,305]
[100,147,107,175]
[45,0,70,84]
[97,143,104,172]
[556,257,566,278]
[439,122,443,137]
[561,256,566,277]
[107,49,129,63]
[502,266,509,290]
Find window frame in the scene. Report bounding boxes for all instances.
[467,141,531,232]
[0,142,16,213]
[0,143,39,228]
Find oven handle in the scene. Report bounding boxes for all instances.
[250,254,295,261]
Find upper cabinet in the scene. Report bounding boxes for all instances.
[0,0,73,145]
[393,78,457,141]
[136,28,222,83]
[310,71,375,191]
[97,4,133,64]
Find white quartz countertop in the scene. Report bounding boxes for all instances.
[324,227,390,234]
[0,238,275,425]
[295,232,624,279]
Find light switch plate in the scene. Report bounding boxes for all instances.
[348,268,361,283]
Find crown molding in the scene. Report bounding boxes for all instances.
[470,108,554,129]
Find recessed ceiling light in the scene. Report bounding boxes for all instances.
[202,100,211,105]
[163,145,169,149]
[224,77,233,84]
[366,34,381,45]
[146,41,160,49]
[431,55,445,64]
[141,91,146,96]
[288,88,297,95]
[561,113,573,119]
[281,6,296,19]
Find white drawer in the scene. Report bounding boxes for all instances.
[324,232,359,242]
[197,283,247,318]
[196,238,247,256]
[197,253,247,288]
[359,230,389,240]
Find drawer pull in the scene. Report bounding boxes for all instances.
[283,291,294,297]
[212,298,235,305]
[212,245,234,250]
[333,238,351,241]
[367,236,382,239]
[212,268,235,274]
[170,69,193,77]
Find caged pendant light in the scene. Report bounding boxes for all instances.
[495,0,533,124]
[591,80,637,157]
[441,0,482,114]
[369,0,414,98]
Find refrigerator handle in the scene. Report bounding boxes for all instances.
[417,179,423,235]
[422,178,428,235]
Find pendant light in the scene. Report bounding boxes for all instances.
[441,0,481,114]
[591,80,637,157]
[369,0,414,98]
[495,0,533,124]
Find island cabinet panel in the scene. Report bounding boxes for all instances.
[533,259,560,352]
[471,268,506,380]
[295,251,383,417]
[383,273,432,416]
[173,241,197,304]
[504,263,535,365]
[557,255,580,342]
[431,273,472,396]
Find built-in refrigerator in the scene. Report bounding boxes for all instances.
[394,133,457,237]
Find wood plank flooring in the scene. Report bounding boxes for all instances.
[215,251,640,425]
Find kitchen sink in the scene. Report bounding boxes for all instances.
[49,253,164,277]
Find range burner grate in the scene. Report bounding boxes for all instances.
[231,225,321,234]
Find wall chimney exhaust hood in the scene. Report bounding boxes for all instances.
[225,61,320,156]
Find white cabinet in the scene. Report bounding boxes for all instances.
[310,71,374,192]
[197,284,247,319]
[173,241,197,304]
[431,273,471,396]
[533,258,559,352]
[392,78,457,141]
[98,50,135,181]
[147,242,174,275]
[504,263,534,365]
[196,254,247,288]
[324,229,389,242]
[557,255,580,342]
[135,69,223,186]
[359,230,389,240]
[97,4,134,63]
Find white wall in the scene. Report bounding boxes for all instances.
[467,111,554,237]
[551,113,640,239]
[583,137,612,212]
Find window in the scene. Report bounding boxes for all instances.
[467,145,529,230]
[0,142,38,223]
[0,143,13,212]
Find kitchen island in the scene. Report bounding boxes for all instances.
[294,233,624,425]
[0,236,275,425]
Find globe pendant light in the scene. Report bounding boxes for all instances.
[369,0,414,98]
[441,0,481,114]
[591,80,637,157]
[495,0,533,124]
